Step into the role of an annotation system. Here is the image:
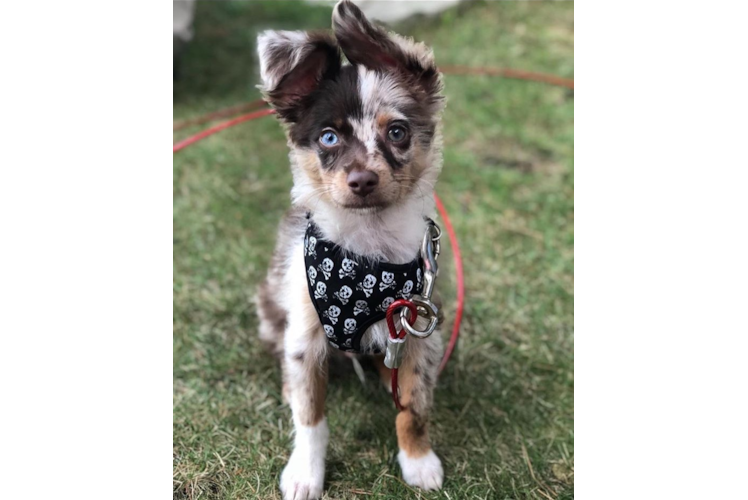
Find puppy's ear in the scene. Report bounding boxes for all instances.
[332,0,442,102]
[257,30,341,121]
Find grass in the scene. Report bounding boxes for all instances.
[173,1,574,498]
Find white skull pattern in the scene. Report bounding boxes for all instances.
[314,281,328,301]
[338,258,358,279]
[318,258,334,280]
[323,305,341,324]
[307,265,317,285]
[356,274,377,297]
[343,318,357,335]
[377,296,395,312]
[333,285,353,305]
[397,279,414,298]
[353,300,370,316]
[417,268,422,289]
[379,271,397,291]
[323,324,335,338]
[305,235,317,258]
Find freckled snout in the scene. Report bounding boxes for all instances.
[347,170,379,197]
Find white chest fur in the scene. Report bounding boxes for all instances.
[310,193,433,264]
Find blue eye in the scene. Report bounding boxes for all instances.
[319,131,339,147]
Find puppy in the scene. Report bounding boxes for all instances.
[255,1,445,498]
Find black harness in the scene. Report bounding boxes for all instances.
[304,217,424,353]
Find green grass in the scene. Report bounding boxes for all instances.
[173,1,573,498]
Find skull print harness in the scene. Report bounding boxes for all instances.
[304,216,424,353]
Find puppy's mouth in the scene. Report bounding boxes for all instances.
[333,194,391,212]
[339,203,387,214]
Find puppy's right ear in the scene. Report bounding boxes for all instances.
[257,31,340,122]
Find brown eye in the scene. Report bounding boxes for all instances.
[387,125,407,143]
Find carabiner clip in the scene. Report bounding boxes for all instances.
[395,220,442,339]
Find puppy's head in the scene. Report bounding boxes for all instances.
[257,0,444,212]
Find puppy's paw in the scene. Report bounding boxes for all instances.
[398,449,444,491]
[280,451,324,500]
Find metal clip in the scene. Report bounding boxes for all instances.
[420,219,441,300]
[384,336,407,369]
[399,220,441,338]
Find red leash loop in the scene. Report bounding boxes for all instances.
[172,99,267,132]
[386,299,418,341]
[434,195,464,375]
[385,299,418,411]
[172,108,276,153]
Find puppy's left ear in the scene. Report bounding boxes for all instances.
[257,30,341,121]
[332,0,442,104]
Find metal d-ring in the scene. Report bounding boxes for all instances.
[399,296,439,338]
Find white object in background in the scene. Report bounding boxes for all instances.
[173,0,196,57]
[307,0,462,24]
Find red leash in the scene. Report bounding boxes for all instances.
[173,99,267,132]
[173,105,465,411]
[434,195,463,375]
[172,108,275,153]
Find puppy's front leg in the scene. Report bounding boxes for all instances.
[280,301,329,500]
[395,331,444,491]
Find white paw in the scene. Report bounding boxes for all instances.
[398,449,444,491]
[280,451,324,500]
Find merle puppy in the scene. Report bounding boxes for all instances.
[255,1,446,498]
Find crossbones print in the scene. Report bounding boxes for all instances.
[376,296,395,312]
[397,279,414,299]
[318,258,334,280]
[333,285,353,305]
[305,235,317,258]
[343,318,357,336]
[416,268,422,289]
[379,271,397,292]
[356,274,377,298]
[323,325,335,339]
[338,258,358,280]
[314,282,328,301]
[307,266,317,286]
[353,300,370,316]
[322,305,341,325]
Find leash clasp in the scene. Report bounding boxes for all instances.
[399,220,441,338]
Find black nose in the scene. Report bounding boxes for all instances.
[347,170,379,197]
